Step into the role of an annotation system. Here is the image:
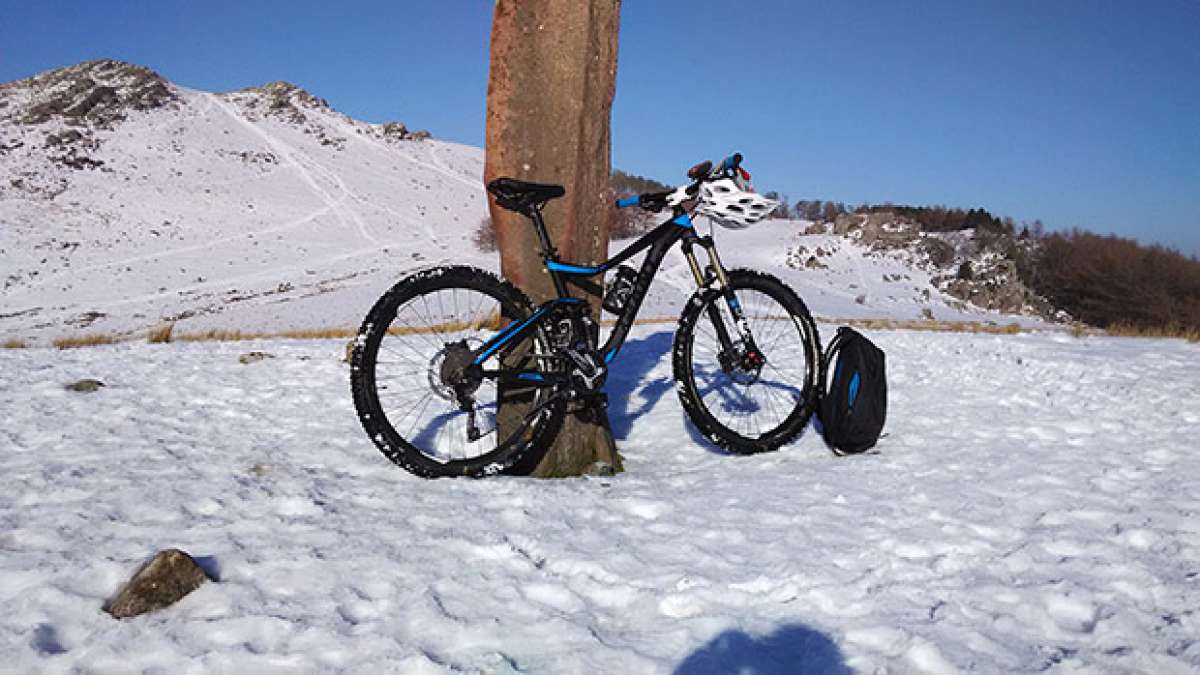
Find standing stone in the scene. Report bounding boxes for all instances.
[106,549,211,619]
[485,0,623,477]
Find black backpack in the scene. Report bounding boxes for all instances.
[818,327,887,454]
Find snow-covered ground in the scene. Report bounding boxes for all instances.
[3,327,1198,672]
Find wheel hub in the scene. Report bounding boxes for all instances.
[429,340,482,400]
[719,341,764,385]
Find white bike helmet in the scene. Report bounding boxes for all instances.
[695,177,779,229]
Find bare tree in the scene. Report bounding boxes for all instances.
[821,201,840,223]
[484,0,623,476]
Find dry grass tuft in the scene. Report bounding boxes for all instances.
[1106,323,1200,342]
[833,318,1027,335]
[384,315,504,336]
[173,327,358,342]
[2,338,27,349]
[53,333,120,349]
[147,323,175,344]
[173,329,256,342]
[277,327,357,340]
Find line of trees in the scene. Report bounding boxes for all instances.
[1030,230,1200,331]
[855,204,1016,235]
[766,197,849,223]
[610,169,670,196]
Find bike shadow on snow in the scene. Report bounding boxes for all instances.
[673,624,850,674]
[602,330,676,441]
[604,330,814,455]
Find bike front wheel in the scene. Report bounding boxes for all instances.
[350,266,562,477]
[673,269,821,454]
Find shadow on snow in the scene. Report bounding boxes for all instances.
[603,329,812,456]
[674,624,849,675]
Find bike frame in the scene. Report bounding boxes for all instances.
[469,203,750,384]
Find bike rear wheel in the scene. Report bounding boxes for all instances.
[350,266,562,477]
[673,269,820,454]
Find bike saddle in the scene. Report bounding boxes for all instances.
[487,177,565,214]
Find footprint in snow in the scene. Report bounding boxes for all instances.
[1044,594,1100,633]
[615,499,669,520]
[658,593,704,618]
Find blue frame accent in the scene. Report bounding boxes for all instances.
[471,305,549,364]
[470,296,590,366]
[672,212,694,228]
[546,260,607,275]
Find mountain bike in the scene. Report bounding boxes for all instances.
[350,153,821,477]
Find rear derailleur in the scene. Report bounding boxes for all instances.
[430,339,488,441]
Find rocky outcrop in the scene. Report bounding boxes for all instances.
[800,209,1056,319]
[381,121,431,142]
[11,60,178,128]
[236,80,329,125]
[832,213,920,248]
[0,60,178,173]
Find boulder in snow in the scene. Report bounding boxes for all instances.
[64,378,104,393]
[105,548,211,619]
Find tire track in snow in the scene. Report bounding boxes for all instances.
[212,95,380,247]
[341,119,482,192]
[5,95,376,306]
[426,142,484,191]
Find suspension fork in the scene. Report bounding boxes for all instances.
[682,234,756,355]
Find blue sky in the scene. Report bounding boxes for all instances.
[2,1,1197,254]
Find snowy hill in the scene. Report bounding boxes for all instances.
[2,60,1046,345]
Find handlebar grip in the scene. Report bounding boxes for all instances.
[616,195,640,208]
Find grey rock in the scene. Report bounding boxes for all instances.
[832,213,865,236]
[586,461,616,477]
[65,378,104,392]
[238,351,274,365]
[106,549,212,619]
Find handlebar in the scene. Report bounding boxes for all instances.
[615,190,672,212]
[613,151,743,212]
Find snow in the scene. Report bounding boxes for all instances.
[3,328,1198,672]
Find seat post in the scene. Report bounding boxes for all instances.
[528,206,556,260]
[528,206,570,298]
